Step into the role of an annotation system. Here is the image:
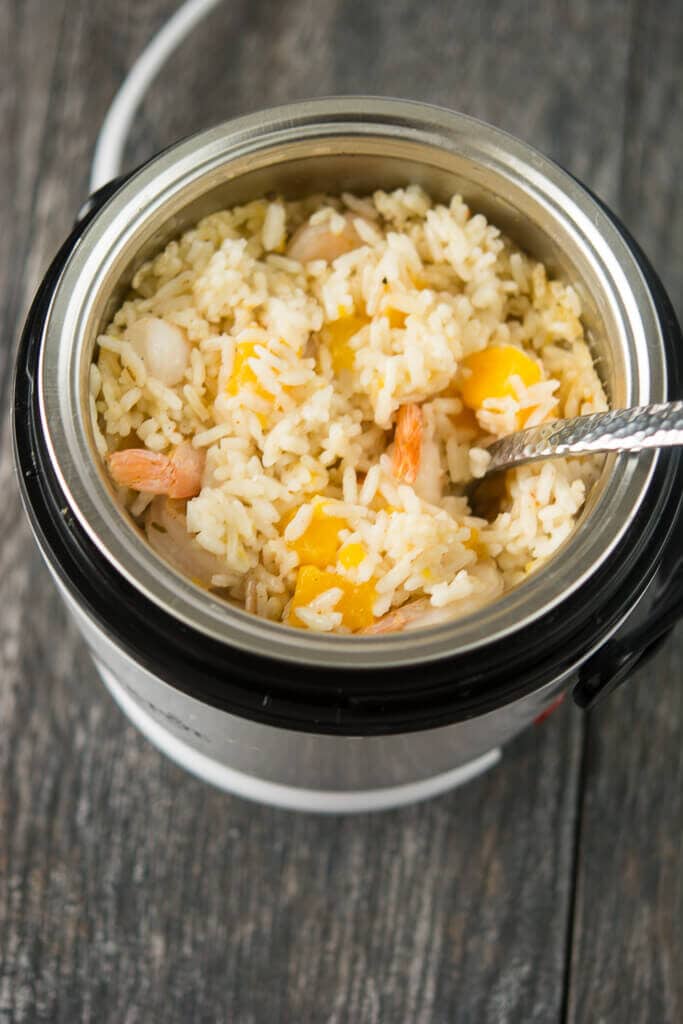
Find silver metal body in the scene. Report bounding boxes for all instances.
[54,570,572,812]
[27,99,670,809]
[486,401,683,473]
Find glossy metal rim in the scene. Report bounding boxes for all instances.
[38,98,663,669]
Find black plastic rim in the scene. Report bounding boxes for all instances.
[12,184,683,736]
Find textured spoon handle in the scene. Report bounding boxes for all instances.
[485,401,683,473]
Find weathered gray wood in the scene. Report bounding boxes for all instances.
[0,678,582,1023]
[568,638,683,1024]
[567,1,683,1020]
[0,0,67,393]
[0,0,680,1021]
[124,0,633,206]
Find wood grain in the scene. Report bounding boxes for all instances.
[0,0,680,1021]
[1,690,583,1023]
[124,0,633,203]
[567,1,683,1020]
[567,638,683,1024]
[0,0,66,399]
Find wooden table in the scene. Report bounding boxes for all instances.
[1,2,681,1020]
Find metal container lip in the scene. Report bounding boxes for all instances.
[37,97,665,670]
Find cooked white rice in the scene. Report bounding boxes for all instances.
[92,186,608,634]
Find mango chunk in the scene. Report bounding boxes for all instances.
[383,307,407,329]
[370,492,397,515]
[322,315,369,373]
[288,565,376,631]
[286,501,346,569]
[460,345,541,410]
[409,272,430,290]
[227,341,271,399]
[338,542,366,569]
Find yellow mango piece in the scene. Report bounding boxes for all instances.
[460,345,541,410]
[322,315,369,373]
[383,307,407,329]
[338,542,366,569]
[227,339,294,426]
[288,565,376,631]
[227,342,265,396]
[340,578,377,632]
[370,493,397,515]
[409,271,430,290]
[287,501,346,569]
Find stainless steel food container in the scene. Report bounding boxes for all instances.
[13,99,683,811]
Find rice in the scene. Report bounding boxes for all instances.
[92,186,608,635]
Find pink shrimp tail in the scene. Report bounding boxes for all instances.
[392,403,423,485]
[362,598,431,635]
[168,443,205,498]
[287,212,361,263]
[107,449,175,495]
[107,442,204,498]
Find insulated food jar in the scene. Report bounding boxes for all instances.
[13,99,683,812]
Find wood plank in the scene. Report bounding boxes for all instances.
[0,0,179,1015]
[0,0,67,394]
[566,1,683,1020]
[124,0,632,202]
[0,0,656,1021]
[0,689,582,1023]
[616,0,683,309]
[7,0,177,334]
[567,637,683,1024]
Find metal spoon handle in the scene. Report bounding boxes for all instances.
[485,400,683,473]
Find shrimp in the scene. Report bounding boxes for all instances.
[287,212,362,263]
[127,316,190,387]
[363,598,455,635]
[145,497,225,585]
[391,403,423,485]
[412,403,444,505]
[107,442,205,498]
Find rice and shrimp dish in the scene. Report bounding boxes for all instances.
[91,186,607,635]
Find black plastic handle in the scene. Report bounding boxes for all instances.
[570,187,683,711]
[573,549,683,709]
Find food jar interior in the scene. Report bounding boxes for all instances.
[92,147,627,400]
[42,112,663,669]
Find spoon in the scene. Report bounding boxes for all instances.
[479,400,683,476]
